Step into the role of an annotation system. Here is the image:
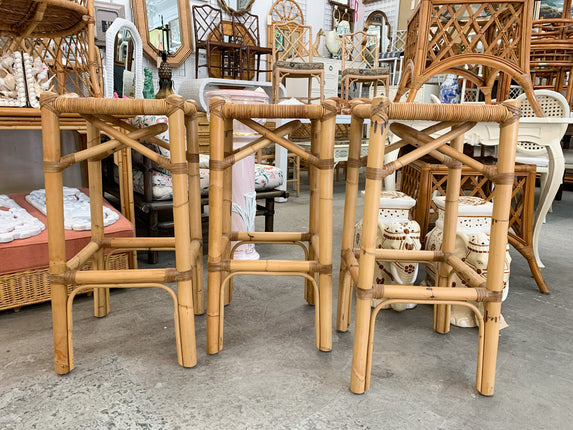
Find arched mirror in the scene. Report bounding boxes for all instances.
[104,18,143,98]
[217,0,256,15]
[132,0,192,67]
[365,10,392,54]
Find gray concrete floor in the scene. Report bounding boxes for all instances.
[1,177,572,429]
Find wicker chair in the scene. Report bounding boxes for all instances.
[340,30,390,101]
[395,0,543,116]
[271,21,324,104]
[338,98,520,396]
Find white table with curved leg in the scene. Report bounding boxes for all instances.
[388,116,571,269]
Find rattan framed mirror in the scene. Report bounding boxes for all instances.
[132,0,192,67]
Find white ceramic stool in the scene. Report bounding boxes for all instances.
[354,191,421,311]
[425,195,511,327]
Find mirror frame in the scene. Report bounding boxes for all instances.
[364,10,392,53]
[217,0,256,15]
[132,0,192,67]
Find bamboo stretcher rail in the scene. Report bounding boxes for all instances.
[83,114,172,171]
[238,118,319,166]
[371,284,499,302]
[66,241,100,271]
[101,115,171,152]
[58,123,168,169]
[445,254,488,289]
[225,259,324,273]
[55,268,193,285]
[102,237,177,248]
[230,231,311,242]
[228,120,302,164]
[44,94,197,116]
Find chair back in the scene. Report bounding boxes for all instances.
[272,21,313,64]
[232,11,261,46]
[192,4,224,44]
[516,89,570,154]
[341,30,379,70]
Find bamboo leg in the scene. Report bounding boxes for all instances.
[207,97,226,354]
[186,112,205,315]
[478,101,519,396]
[223,118,234,306]
[337,115,365,332]
[305,120,321,305]
[41,99,72,374]
[350,98,388,393]
[317,101,336,351]
[86,121,109,318]
[433,132,464,334]
[168,98,197,367]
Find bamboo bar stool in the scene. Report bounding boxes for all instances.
[207,98,337,354]
[338,97,520,396]
[40,94,204,374]
[395,0,543,116]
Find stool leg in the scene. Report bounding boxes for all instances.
[305,120,321,305]
[350,98,388,392]
[478,102,519,395]
[169,107,196,367]
[87,122,109,318]
[434,133,464,334]
[42,106,73,374]
[337,116,365,332]
[317,103,336,351]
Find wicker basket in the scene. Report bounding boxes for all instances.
[0,252,130,312]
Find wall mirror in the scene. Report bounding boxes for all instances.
[330,0,354,32]
[217,0,256,15]
[365,10,392,53]
[104,18,143,99]
[132,0,192,67]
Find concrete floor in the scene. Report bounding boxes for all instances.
[1,178,572,429]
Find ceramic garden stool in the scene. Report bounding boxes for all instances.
[425,195,511,328]
[339,191,421,330]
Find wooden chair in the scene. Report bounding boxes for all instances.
[192,4,242,79]
[41,95,204,373]
[530,18,573,110]
[232,11,273,80]
[271,21,324,104]
[206,98,336,355]
[340,30,390,101]
[395,0,543,116]
[338,98,520,396]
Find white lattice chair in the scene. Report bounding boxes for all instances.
[515,90,571,198]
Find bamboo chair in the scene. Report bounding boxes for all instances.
[338,97,520,396]
[340,30,390,102]
[395,0,543,116]
[271,21,324,104]
[40,94,204,374]
[207,98,337,355]
[232,11,273,80]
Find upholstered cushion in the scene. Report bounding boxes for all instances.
[273,60,324,70]
[341,67,391,77]
[378,51,403,59]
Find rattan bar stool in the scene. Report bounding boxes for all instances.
[40,94,204,374]
[338,97,520,396]
[206,98,337,354]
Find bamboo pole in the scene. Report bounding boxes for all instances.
[41,95,71,375]
[207,97,226,354]
[86,120,109,317]
[167,96,197,368]
[351,97,389,394]
[434,131,465,334]
[478,100,520,396]
[230,232,311,242]
[305,119,321,305]
[222,117,234,306]
[66,242,100,271]
[185,109,205,316]
[337,113,365,332]
[228,259,323,273]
